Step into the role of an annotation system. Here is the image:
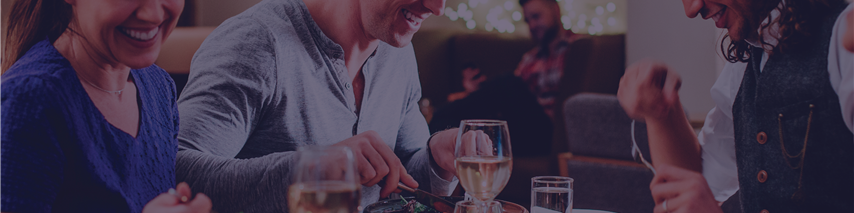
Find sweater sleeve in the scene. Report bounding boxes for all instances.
[175,16,298,213]
[1,76,64,213]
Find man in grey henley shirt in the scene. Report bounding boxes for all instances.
[174,0,461,212]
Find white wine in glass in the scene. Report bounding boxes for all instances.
[455,119,513,203]
[288,146,360,213]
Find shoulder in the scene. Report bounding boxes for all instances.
[207,0,305,46]
[134,65,177,100]
[2,40,73,104]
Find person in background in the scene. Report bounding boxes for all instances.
[617,0,853,212]
[0,0,212,212]
[429,0,588,157]
[515,0,587,118]
[174,0,463,212]
[447,62,487,102]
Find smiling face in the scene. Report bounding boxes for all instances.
[67,0,183,69]
[522,0,561,44]
[681,0,770,42]
[360,0,446,47]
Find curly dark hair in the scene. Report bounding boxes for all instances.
[723,0,844,62]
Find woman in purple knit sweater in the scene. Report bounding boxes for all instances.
[1,0,210,212]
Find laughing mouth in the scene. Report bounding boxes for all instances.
[402,9,424,24]
[708,7,726,23]
[118,26,159,41]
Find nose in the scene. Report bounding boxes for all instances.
[423,0,446,16]
[681,0,703,18]
[136,0,167,24]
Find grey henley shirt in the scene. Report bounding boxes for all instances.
[175,0,456,212]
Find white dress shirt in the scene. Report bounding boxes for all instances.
[700,4,854,202]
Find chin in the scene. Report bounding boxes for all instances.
[385,33,415,48]
[121,54,159,69]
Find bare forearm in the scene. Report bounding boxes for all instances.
[645,105,702,173]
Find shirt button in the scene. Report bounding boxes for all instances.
[756,132,767,144]
[757,170,768,183]
[345,83,352,90]
[760,209,769,213]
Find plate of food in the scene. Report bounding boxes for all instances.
[363,197,528,213]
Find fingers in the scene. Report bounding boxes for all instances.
[355,152,377,185]
[176,182,192,198]
[187,193,213,213]
[379,158,401,198]
[662,71,682,106]
[476,131,493,156]
[650,178,683,204]
[361,142,390,186]
[399,169,419,189]
[369,139,404,197]
[147,193,181,207]
[462,131,478,156]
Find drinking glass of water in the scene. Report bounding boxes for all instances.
[531,176,574,213]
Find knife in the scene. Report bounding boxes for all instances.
[397,183,456,213]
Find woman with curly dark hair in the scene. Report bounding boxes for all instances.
[616,0,853,212]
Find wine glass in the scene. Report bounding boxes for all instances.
[455,119,513,203]
[288,146,360,213]
[454,200,503,213]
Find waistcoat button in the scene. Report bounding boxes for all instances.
[757,170,768,183]
[756,132,767,144]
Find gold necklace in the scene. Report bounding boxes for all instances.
[777,104,814,202]
[78,75,125,95]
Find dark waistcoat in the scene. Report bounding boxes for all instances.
[732,5,853,213]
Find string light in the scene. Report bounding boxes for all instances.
[440,0,625,35]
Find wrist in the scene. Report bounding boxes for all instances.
[428,130,455,181]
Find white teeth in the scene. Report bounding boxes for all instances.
[403,10,423,23]
[711,8,725,22]
[121,27,159,41]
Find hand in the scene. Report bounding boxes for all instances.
[462,68,486,93]
[617,59,682,122]
[332,130,418,198]
[428,129,494,180]
[650,165,722,213]
[142,182,212,213]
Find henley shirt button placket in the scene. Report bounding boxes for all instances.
[345,83,352,90]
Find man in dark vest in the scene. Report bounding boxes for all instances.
[616,0,854,212]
